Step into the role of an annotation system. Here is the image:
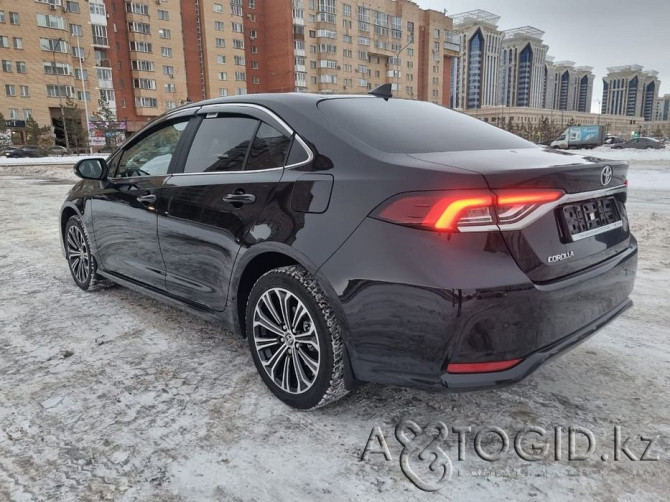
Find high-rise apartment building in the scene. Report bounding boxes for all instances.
[498,26,547,108]
[545,61,593,112]
[542,56,556,110]
[249,0,459,103]
[0,0,459,139]
[0,0,108,144]
[601,65,660,121]
[449,10,503,110]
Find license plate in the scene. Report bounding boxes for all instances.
[561,197,622,241]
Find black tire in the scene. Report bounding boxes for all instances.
[245,265,348,409]
[64,215,97,291]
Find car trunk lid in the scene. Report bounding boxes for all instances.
[410,148,631,282]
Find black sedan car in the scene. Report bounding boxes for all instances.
[3,145,41,158]
[61,93,637,409]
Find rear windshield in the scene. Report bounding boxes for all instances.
[317,98,534,154]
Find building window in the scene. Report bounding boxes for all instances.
[161,47,172,57]
[231,0,243,16]
[9,12,19,25]
[36,14,67,30]
[132,78,157,90]
[232,22,244,33]
[234,55,245,65]
[43,62,73,76]
[70,24,83,37]
[46,85,76,98]
[218,72,227,81]
[236,88,246,95]
[251,61,259,69]
[131,60,155,71]
[92,24,108,46]
[66,2,80,14]
[89,2,106,16]
[128,22,151,34]
[162,65,174,76]
[251,46,258,54]
[214,3,223,13]
[158,28,171,39]
[216,38,226,48]
[0,12,5,24]
[164,83,176,93]
[215,21,225,31]
[8,109,19,120]
[233,39,244,49]
[219,88,229,97]
[157,10,169,21]
[16,62,27,74]
[166,101,176,109]
[217,55,226,64]
[72,46,85,59]
[75,68,88,80]
[2,60,11,73]
[234,71,246,81]
[23,108,32,119]
[126,3,149,15]
[130,41,152,53]
[135,97,158,108]
[40,38,69,53]
[248,0,256,8]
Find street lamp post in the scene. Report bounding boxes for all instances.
[394,34,414,98]
[53,38,70,151]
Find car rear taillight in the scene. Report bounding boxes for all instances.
[372,189,564,232]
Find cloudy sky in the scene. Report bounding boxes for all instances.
[418,0,670,112]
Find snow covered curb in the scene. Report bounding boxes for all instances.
[0,155,101,167]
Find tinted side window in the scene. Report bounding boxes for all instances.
[245,123,291,170]
[116,121,188,177]
[184,116,259,173]
[286,137,311,166]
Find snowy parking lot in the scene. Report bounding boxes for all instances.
[0,148,668,500]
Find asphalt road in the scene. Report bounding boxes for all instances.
[0,164,668,501]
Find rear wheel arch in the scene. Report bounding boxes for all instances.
[235,251,301,336]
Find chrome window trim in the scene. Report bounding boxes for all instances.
[168,102,314,175]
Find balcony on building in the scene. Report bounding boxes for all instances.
[444,30,461,56]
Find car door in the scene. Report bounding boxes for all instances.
[90,117,192,290]
[156,105,292,311]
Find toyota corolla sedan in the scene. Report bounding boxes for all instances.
[60,93,637,409]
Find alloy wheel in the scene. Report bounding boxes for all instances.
[66,224,91,285]
[252,287,321,394]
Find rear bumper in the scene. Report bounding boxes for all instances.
[319,217,637,391]
[441,297,632,391]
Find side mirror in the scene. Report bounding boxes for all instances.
[74,158,108,180]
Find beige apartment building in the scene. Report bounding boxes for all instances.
[1,0,459,140]
[0,0,106,144]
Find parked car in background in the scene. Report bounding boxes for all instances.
[604,135,624,145]
[650,137,667,147]
[611,137,664,149]
[3,145,41,158]
[47,145,68,157]
[60,92,637,409]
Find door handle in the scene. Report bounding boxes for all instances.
[137,194,157,204]
[222,193,256,204]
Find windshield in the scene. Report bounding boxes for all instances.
[317,98,535,154]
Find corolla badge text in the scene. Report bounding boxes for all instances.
[547,251,575,263]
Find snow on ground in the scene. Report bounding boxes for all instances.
[0,155,102,167]
[0,153,668,501]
